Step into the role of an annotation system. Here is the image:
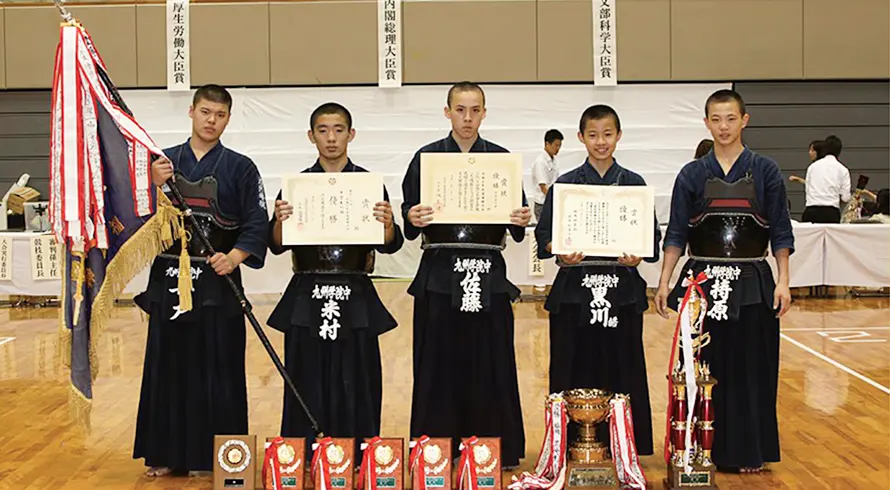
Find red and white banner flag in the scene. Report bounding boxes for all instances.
[609,396,647,489]
[507,393,567,490]
[51,23,163,254]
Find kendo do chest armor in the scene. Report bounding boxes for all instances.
[421,224,507,251]
[290,245,375,275]
[161,171,240,258]
[687,173,770,260]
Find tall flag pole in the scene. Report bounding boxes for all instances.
[49,0,194,431]
[49,0,323,436]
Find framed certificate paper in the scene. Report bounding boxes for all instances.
[420,153,523,224]
[551,183,656,258]
[281,172,384,246]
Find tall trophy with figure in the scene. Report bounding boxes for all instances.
[664,271,718,489]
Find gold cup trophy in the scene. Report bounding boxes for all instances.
[563,388,620,489]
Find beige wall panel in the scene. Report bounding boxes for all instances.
[0,8,6,89]
[136,4,166,87]
[671,0,803,80]
[5,5,137,89]
[537,0,592,81]
[616,0,670,80]
[270,1,376,85]
[190,3,270,86]
[403,0,536,83]
[537,0,669,82]
[804,0,890,79]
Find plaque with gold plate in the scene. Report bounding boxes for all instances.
[358,437,404,490]
[313,437,354,489]
[263,437,305,489]
[409,437,452,490]
[563,389,620,489]
[458,437,502,489]
[214,435,257,489]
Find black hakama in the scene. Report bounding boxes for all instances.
[133,260,250,471]
[267,273,396,458]
[544,267,654,456]
[132,140,269,472]
[667,259,780,469]
[409,286,525,467]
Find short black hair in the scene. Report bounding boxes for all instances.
[545,129,564,144]
[310,102,353,130]
[705,89,746,117]
[694,139,714,159]
[810,139,828,160]
[192,84,232,111]
[877,188,889,215]
[824,135,843,157]
[447,81,486,107]
[579,104,621,133]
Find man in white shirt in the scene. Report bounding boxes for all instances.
[802,135,851,223]
[531,129,563,221]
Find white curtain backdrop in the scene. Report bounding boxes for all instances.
[115,82,730,280]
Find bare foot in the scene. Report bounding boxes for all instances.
[740,466,763,473]
[188,470,212,477]
[145,467,172,477]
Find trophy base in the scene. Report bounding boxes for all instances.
[569,442,609,463]
[663,463,717,489]
[565,461,621,489]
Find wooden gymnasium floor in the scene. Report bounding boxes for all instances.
[0,282,887,490]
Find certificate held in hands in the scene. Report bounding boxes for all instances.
[281,172,384,246]
[420,153,523,224]
[551,183,656,258]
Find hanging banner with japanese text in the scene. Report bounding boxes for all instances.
[592,0,617,86]
[529,232,545,277]
[378,0,402,87]
[166,0,190,91]
[30,235,60,281]
[0,236,11,281]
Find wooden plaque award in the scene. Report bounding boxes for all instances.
[361,437,404,489]
[214,435,257,490]
[411,437,452,490]
[314,438,355,489]
[263,437,305,489]
[462,437,502,490]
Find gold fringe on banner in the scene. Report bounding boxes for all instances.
[58,188,191,433]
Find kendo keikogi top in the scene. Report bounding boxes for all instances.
[134,141,269,323]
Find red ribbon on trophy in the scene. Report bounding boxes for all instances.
[608,396,647,489]
[311,436,335,490]
[357,436,383,490]
[263,436,286,490]
[409,435,431,490]
[663,270,709,466]
[507,393,567,490]
[457,437,480,490]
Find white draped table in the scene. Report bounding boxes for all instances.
[0,223,887,298]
